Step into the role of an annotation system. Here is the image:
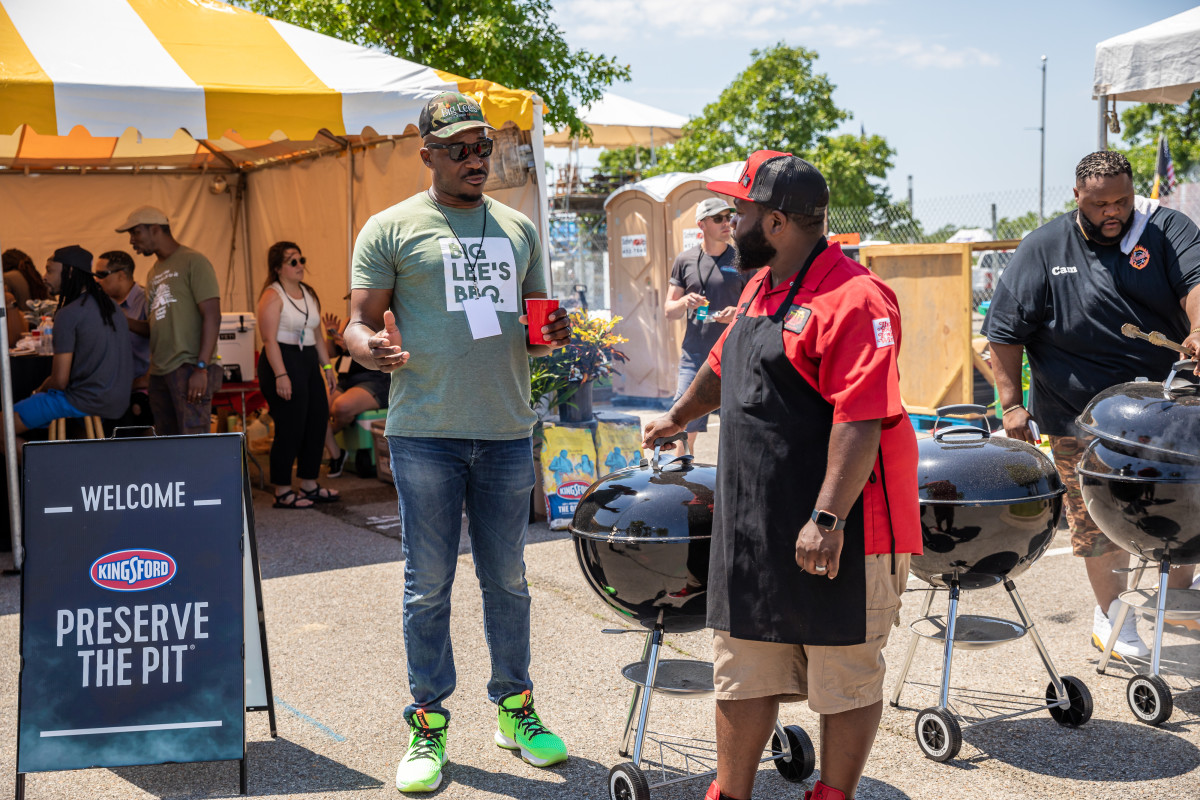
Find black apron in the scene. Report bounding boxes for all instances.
[707,246,868,646]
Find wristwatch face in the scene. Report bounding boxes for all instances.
[813,510,839,530]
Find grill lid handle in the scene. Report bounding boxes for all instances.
[646,432,689,471]
[933,424,991,442]
[936,404,989,418]
[1164,359,1200,396]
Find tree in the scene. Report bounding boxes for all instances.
[237,0,630,136]
[597,146,653,176]
[649,43,895,208]
[1117,89,1200,185]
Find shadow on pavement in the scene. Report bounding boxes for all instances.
[438,758,609,799]
[966,717,1200,779]
[111,737,383,797]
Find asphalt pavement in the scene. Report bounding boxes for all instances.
[1,408,1198,799]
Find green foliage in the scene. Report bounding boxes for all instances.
[1116,90,1200,184]
[596,145,653,181]
[646,43,894,209]
[530,312,629,411]
[236,0,630,136]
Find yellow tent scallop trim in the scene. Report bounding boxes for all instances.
[0,3,57,136]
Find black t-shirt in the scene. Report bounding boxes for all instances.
[982,207,1200,435]
[669,243,745,356]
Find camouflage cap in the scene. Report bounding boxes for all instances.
[418,91,495,139]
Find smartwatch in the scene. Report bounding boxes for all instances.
[194,361,207,371]
[811,509,846,532]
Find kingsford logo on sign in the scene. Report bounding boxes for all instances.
[557,481,590,500]
[90,549,177,592]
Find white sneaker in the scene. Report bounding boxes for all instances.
[1092,600,1150,660]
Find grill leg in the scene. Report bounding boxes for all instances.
[889,587,936,707]
[631,626,664,767]
[1151,558,1171,677]
[1005,579,1065,701]
[619,630,655,757]
[938,582,961,709]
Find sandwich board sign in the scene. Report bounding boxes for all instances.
[15,434,274,796]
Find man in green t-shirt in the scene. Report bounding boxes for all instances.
[117,206,222,435]
[346,91,571,794]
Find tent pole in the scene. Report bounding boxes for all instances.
[347,144,355,303]
[1098,95,1108,151]
[240,173,253,309]
[0,296,23,570]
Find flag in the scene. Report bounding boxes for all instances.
[1151,134,1177,199]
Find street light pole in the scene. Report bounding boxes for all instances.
[1039,55,1047,226]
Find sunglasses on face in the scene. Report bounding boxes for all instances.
[93,268,126,278]
[708,213,735,224]
[287,257,306,267]
[426,138,494,162]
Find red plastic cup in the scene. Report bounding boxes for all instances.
[526,298,560,345]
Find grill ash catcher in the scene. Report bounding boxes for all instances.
[890,405,1093,762]
[570,432,815,800]
[1077,359,1200,725]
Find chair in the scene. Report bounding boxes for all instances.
[48,415,103,441]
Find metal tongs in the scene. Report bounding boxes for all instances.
[1120,323,1196,357]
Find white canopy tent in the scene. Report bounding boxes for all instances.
[1093,6,1200,147]
[0,0,550,566]
[544,92,687,149]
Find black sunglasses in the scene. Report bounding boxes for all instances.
[708,213,735,224]
[93,267,128,278]
[426,138,494,162]
[287,257,307,267]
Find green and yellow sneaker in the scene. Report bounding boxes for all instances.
[494,690,568,767]
[396,709,447,793]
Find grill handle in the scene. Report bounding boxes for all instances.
[933,425,991,442]
[645,432,689,471]
[1164,359,1200,395]
[935,404,989,418]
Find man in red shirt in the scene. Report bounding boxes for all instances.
[643,151,921,800]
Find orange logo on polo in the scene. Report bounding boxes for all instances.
[1129,245,1150,270]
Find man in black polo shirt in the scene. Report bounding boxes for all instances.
[983,151,1200,660]
[664,196,745,453]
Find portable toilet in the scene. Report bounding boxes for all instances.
[604,175,674,401]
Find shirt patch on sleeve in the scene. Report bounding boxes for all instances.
[783,304,811,334]
[873,317,895,348]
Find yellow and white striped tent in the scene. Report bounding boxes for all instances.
[0,0,550,312]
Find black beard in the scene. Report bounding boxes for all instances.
[734,217,775,273]
[1077,209,1133,246]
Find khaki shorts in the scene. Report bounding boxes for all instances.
[713,553,909,715]
[1047,434,1120,558]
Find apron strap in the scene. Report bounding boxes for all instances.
[768,238,827,323]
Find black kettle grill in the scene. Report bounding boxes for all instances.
[1076,359,1200,725]
[569,433,815,800]
[891,406,1092,762]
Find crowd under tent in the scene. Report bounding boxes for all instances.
[0,0,551,564]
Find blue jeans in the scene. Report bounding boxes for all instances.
[389,435,536,724]
[673,350,718,433]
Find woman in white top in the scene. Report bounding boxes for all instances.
[256,241,339,509]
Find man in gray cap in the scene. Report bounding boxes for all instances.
[116,206,221,435]
[343,91,571,793]
[644,151,921,800]
[664,195,743,453]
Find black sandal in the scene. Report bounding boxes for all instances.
[273,489,314,509]
[301,484,340,504]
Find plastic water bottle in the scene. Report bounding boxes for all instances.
[37,316,53,354]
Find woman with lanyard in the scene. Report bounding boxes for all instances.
[257,241,340,509]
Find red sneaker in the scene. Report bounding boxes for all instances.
[804,781,848,800]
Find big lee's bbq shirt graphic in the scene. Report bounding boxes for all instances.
[19,436,244,774]
[440,237,520,312]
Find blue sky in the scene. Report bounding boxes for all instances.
[547,0,1194,209]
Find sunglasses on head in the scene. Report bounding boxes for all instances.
[287,257,306,267]
[426,138,494,162]
[708,212,735,224]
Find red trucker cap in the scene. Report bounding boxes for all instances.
[707,150,829,216]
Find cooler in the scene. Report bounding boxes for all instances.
[217,312,258,383]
